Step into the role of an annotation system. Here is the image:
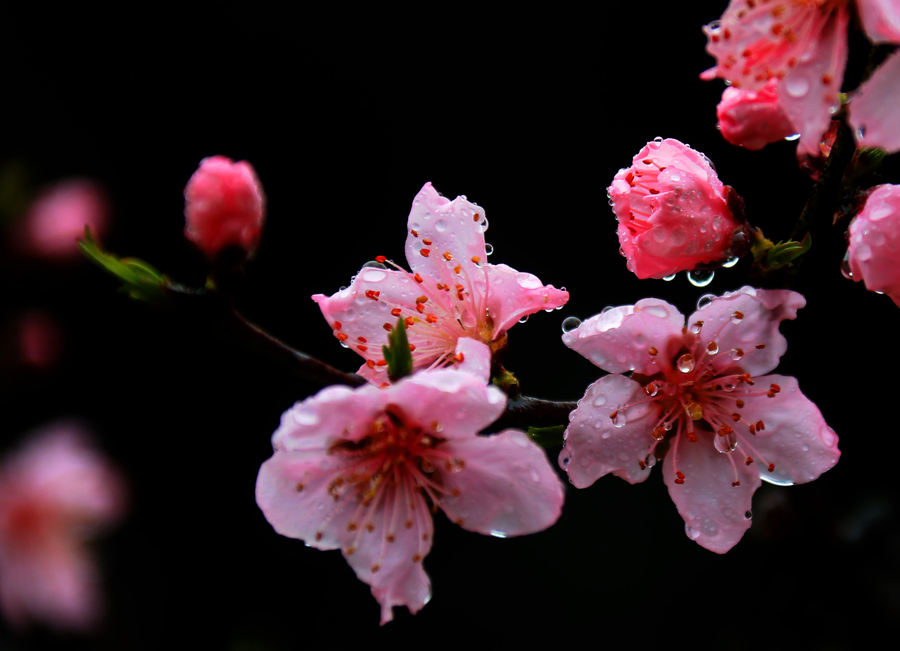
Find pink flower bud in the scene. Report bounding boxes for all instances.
[608,138,744,280]
[846,184,900,307]
[716,80,797,151]
[183,156,266,260]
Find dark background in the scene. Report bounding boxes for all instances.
[2,2,898,649]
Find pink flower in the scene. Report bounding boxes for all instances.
[15,179,110,261]
[716,79,798,150]
[0,423,126,631]
[183,156,266,260]
[702,0,900,156]
[313,183,569,383]
[255,338,564,624]
[848,52,900,154]
[608,138,747,280]
[846,184,900,305]
[559,288,839,553]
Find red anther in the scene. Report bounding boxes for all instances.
[739,374,754,385]
[358,336,367,343]
[756,343,766,349]
[357,345,368,352]
[748,423,756,434]
[383,323,393,331]
[687,433,698,442]
[649,188,659,194]
[638,460,646,470]
[333,321,342,330]
[416,295,428,304]
[756,420,765,431]
[454,265,461,274]
[676,471,685,480]
[644,382,658,396]
[652,427,666,440]
[412,554,422,563]
[707,342,717,352]
[414,273,423,283]
[416,303,425,313]
[367,359,376,369]
[767,391,776,398]
[767,463,775,472]
[723,27,731,39]
[822,74,833,85]
[745,456,753,466]
[347,522,356,531]
[315,532,323,541]
[422,238,433,246]
[457,292,465,301]
[674,478,685,485]
[769,383,781,393]
[375,255,387,263]
[648,347,658,356]
[454,353,465,363]
[379,382,389,388]
[420,248,430,257]
[386,534,395,543]
[734,311,744,320]
[391,308,402,317]
[473,213,480,222]
[376,360,387,366]
[408,344,416,352]
[712,33,719,43]
[443,251,453,261]
[404,317,415,327]
[365,290,380,300]
[732,481,741,487]
[731,413,741,422]
[455,284,464,291]
[366,524,374,532]
[625,172,635,186]
[410,229,418,237]
[471,256,481,264]
[771,23,782,36]
[642,158,653,165]
[337,332,349,341]
[717,425,734,436]
[736,399,745,408]
[371,564,380,573]
[436,283,444,290]
[426,314,438,323]
[695,320,704,328]
[741,47,751,58]
[609,410,618,420]
[296,482,304,492]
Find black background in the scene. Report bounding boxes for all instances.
[2,2,898,649]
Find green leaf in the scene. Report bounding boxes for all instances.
[526,425,565,449]
[767,232,812,268]
[78,226,169,305]
[384,316,413,382]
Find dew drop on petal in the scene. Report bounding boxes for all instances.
[490,530,508,538]
[593,394,607,407]
[663,273,676,281]
[518,315,530,324]
[743,510,752,520]
[435,218,447,232]
[561,316,582,333]
[362,260,387,270]
[730,311,743,324]
[601,305,614,314]
[685,524,701,540]
[360,269,388,283]
[688,269,715,287]
[642,304,669,319]
[706,341,719,354]
[644,454,657,468]
[784,133,801,141]
[729,348,744,361]
[784,75,809,98]
[697,293,717,310]
[485,243,494,256]
[723,256,738,268]
[840,251,854,279]
[677,354,695,373]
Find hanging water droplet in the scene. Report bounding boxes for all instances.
[688,269,715,287]
[706,341,719,354]
[611,411,626,428]
[840,251,854,279]
[685,524,701,540]
[690,321,702,334]
[601,305,614,314]
[484,243,494,255]
[677,354,695,373]
[340,340,349,348]
[518,315,529,324]
[730,311,743,324]
[644,454,657,468]
[362,260,387,270]
[723,256,738,268]
[729,348,744,361]
[697,294,717,310]
[561,316,582,333]
[856,125,866,140]
[663,273,676,281]
[645,382,659,397]
[653,136,663,142]
[784,133,801,142]
[743,510,752,520]
[714,432,737,454]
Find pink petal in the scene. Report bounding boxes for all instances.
[687,287,805,377]
[560,375,659,488]
[857,0,900,44]
[454,337,492,383]
[662,432,761,554]
[736,374,840,486]
[849,53,900,154]
[716,80,797,150]
[562,299,684,375]
[847,184,900,305]
[439,430,564,536]
[481,263,569,334]
[777,6,849,157]
[385,369,507,441]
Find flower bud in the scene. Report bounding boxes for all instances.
[846,184,900,307]
[716,80,797,151]
[608,138,744,279]
[183,156,266,261]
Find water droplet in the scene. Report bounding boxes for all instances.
[653,136,663,142]
[642,304,669,319]
[485,243,494,256]
[784,75,809,98]
[784,133,801,142]
[840,251,854,279]
[561,454,571,467]
[761,473,794,487]
[729,348,744,361]
[688,269,715,287]
[715,432,737,454]
[293,409,319,426]
[562,316,582,333]
[690,321,702,334]
[856,125,866,140]
[611,410,626,428]
[743,510,752,520]
[435,218,447,232]
[340,341,349,348]
[653,227,667,243]
[685,524,701,540]
[697,294,716,310]
[730,311,743,324]
[601,305,615,314]
[490,530,508,538]
[644,454,657,468]
[723,256,738,268]
[856,242,872,261]
[706,341,719,354]
[515,273,541,289]
[593,394,607,407]
[518,315,530,324]
[362,260,387,270]
[663,273,676,281]
[360,269,388,283]
[677,354,695,373]
[670,226,687,246]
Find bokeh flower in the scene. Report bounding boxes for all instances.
[560,288,839,553]
[184,156,266,261]
[313,183,568,383]
[716,79,797,150]
[0,422,126,631]
[608,138,747,279]
[256,338,564,623]
[846,183,900,305]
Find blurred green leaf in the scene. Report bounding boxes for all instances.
[78,226,169,305]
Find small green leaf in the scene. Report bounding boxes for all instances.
[78,226,169,305]
[767,232,812,268]
[526,425,566,449]
[384,316,413,382]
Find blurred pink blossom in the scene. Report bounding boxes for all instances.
[313,183,568,384]
[16,179,109,261]
[608,138,746,279]
[716,79,797,150]
[846,184,900,305]
[14,310,64,370]
[256,338,564,624]
[0,423,126,631]
[559,288,839,553]
[702,0,900,156]
[183,156,266,260]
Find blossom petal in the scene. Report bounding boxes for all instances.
[560,374,659,487]
[716,81,797,151]
[847,184,900,305]
[438,430,564,536]
[480,263,569,334]
[857,0,900,44]
[688,287,805,377]
[384,371,507,440]
[735,374,839,486]
[777,6,848,158]
[849,53,900,155]
[454,337,492,383]
[562,299,684,375]
[272,384,385,451]
[662,433,761,554]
